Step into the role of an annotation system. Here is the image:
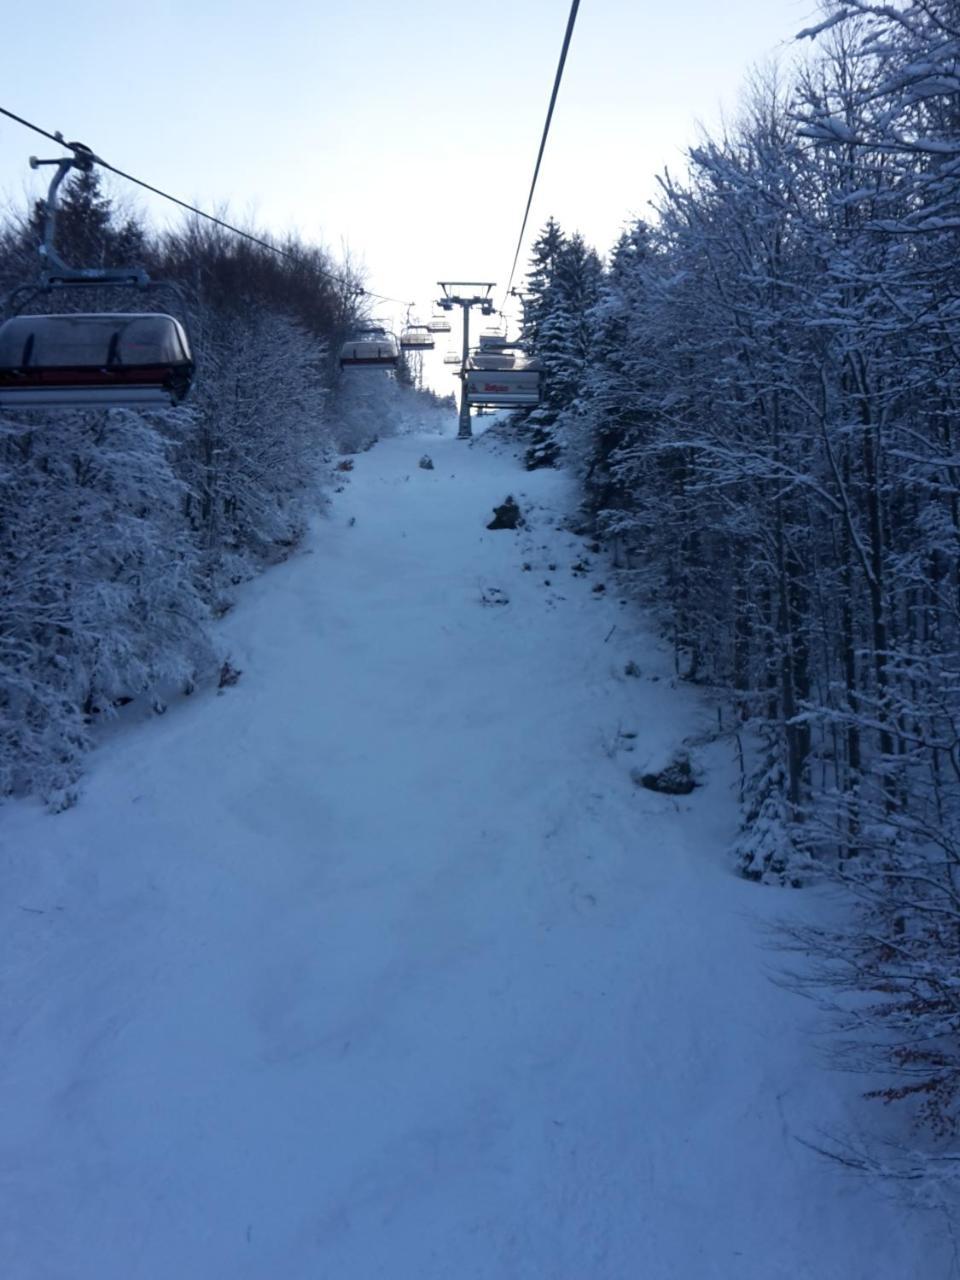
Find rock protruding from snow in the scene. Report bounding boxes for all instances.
[633,751,698,795]
[487,495,525,530]
[217,659,242,691]
[479,586,510,607]
[419,454,435,470]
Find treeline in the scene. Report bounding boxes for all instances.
[524,2,960,1165]
[0,170,439,805]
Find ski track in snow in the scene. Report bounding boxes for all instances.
[0,420,945,1278]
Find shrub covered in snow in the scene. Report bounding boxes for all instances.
[0,171,443,803]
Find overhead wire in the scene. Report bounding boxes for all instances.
[0,105,67,149]
[502,0,582,309]
[0,105,414,309]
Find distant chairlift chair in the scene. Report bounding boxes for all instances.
[464,344,541,408]
[339,327,401,369]
[399,324,435,351]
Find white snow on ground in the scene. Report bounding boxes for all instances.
[0,417,946,1278]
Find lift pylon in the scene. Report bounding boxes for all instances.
[436,282,496,439]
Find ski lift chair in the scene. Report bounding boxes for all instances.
[0,312,194,408]
[0,146,196,411]
[464,361,541,408]
[339,328,401,368]
[399,325,435,350]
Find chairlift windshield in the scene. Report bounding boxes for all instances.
[478,331,510,350]
[339,327,400,369]
[400,324,435,350]
[471,346,516,371]
[0,313,194,409]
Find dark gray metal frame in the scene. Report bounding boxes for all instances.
[436,282,497,439]
[4,150,194,376]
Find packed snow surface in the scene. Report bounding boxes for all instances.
[0,419,944,1277]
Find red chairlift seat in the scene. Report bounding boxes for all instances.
[0,312,194,409]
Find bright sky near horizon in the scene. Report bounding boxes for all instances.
[1,0,819,357]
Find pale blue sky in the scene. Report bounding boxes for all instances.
[1,0,819,351]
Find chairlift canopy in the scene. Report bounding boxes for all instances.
[400,325,435,350]
[471,348,516,370]
[0,312,194,408]
[339,329,400,368]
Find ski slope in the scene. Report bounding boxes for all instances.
[0,418,943,1278]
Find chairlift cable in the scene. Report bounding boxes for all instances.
[0,105,68,149]
[0,105,414,309]
[502,0,581,307]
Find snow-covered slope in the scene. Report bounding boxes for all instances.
[0,420,943,1278]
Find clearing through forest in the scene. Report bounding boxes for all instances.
[0,418,942,1278]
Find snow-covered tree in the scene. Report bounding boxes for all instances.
[0,407,214,804]
[521,220,603,468]
[0,175,443,802]
[533,5,960,1164]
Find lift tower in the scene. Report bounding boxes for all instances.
[436,282,496,439]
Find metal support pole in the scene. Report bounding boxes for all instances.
[437,284,496,441]
[30,157,77,274]
[458,300,472,439]
[27,149,148,288]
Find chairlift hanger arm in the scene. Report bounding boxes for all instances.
[22,150,151,288]
[30,152,88,275]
